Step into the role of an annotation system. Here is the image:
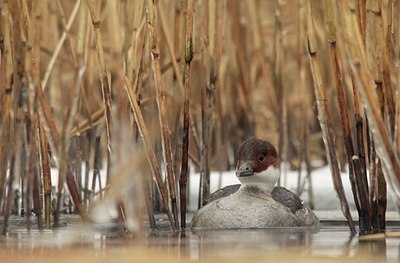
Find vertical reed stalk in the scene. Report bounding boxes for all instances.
[2,128,19,234]
[56,68,84,225]
[307,0,356,234]
[145,0,179,229]
[0,1,12,210]
[274,0,288,182]
[367,0,396,138]
[38,120,52,229]
[123,77,176,230]
[324,0,371,233]
[35,83,88,220]
[85,0,112,156]
[338,0,400,198]
[179,0,195,229]
[356,0,367,43]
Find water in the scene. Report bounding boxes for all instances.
[1,218,399,263]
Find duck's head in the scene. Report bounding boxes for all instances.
[235,137,280,189]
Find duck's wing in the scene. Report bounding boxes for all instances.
[206,184,241,204]
[271,186,304,213]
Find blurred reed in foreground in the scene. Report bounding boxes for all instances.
[0,0,399,235]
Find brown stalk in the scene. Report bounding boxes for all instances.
[2,136,17,234]
[366,0,396,138]
[356,0,367,43]
[55,0,92,124]
[145,0,179,229]
[42,0,81,89]
[55,67,84,225]
[85,0,112,156]
[296,0,313,203]
[248,0,279,117]
[324,0,371,233]
[0,1,12,211]
[123,76,176,230]
[199,0,213,207]
[31,115,43,231]
[338,0,400,198]
[179,0,195,229]
[91,136,102,198]
[38,119,52,229]
[157,1,201,159]
[69,107,105,137]
[386,0,394,57]
[274,0,288,181]
[228,0,248,93]
[307,0,356,234]
[35,83,88,220]
[143,175,156,230]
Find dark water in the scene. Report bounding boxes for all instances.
[1,218,400,263]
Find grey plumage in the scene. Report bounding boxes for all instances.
[207,184,303,213]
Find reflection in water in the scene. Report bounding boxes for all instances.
[1,224,400,262]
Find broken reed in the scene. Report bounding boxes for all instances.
[0,0,400,234]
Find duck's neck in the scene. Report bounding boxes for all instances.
[239,183,275,197]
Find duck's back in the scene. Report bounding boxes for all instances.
[191,190,300,228]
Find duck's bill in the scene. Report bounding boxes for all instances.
[236,161,254,177]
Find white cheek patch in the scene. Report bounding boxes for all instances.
[238,166,280,185]
[254,166,280,184]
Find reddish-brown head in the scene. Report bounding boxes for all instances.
[235,137,279,185]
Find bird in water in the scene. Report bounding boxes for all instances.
[191,137,319,229]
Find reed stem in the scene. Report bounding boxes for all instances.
[307,0,356,234]
[145,0,179,230]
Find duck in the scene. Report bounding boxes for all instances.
[191,136,319,228]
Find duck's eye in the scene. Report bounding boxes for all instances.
[258,155,264,162]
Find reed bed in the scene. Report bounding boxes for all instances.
[0,0,399,235]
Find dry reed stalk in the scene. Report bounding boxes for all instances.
[366,0,396,138]
[307,0,356,234]
[32,118,43,231]
[83,131,92,209]
[26,114,38,230]
[229,0,248,93]
[55,67,84,225]
[55,0,92,123]
[0,1,12,211]
[38,120,52,229]
[42,0,81,89]
[199,1,210,207]
[386,0,394,57]
[2,127,19,234]
[85,0,112,156]
[374,161,387,231]
[123,76,176,230]
[296,0,314,207]
[145,0,179,229]
[178,0,195,229]
[248,0,279,117]
[91,135,101,198]
[273,0,288,181]
[356,0,367,43]
[55,0,77,67]
[214,0,229,173]
[69,107,105,137]
[174,0,184,57]
[157,4,184,95]
[143,175,156,230]
[35,83,88,220]
[324,0,371,233]
[338,0,400,198]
